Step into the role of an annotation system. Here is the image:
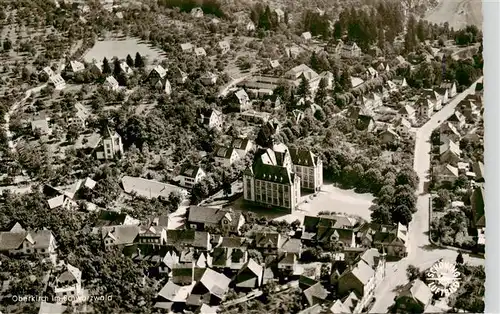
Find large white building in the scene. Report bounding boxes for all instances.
[243,144,323,212]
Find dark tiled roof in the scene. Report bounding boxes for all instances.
[289,148,316,167]
[179,165,201,178]
[255,232,281,248]
[214,145,236,159]
[230,137,250,150]
[188,207,241,229]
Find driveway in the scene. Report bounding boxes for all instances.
[370,77,484,313]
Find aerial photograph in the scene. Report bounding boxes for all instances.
[0,0,484,313]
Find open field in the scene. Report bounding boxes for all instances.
[83,38,166,63]
[424,0,482,30]
[278,184,375,224]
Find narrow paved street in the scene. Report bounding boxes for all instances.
[370,78,484,313]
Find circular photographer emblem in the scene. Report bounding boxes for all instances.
[426,260,461,296]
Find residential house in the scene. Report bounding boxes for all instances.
[42,66,55,78]
[88,62,103,75]
[166,229,211,252]
[338,260,378,312]
[187,206,245,234]
[48,74,66,90]
[178,165,206,189]
[218,41,230,54]
[146,65,167,86]
[213,145,240,167]
[357,93,382,111]
[52,262,84,302]
[394,279,433,313]
[350,76,364,88]
[195,47,207,57]
[95,127,124,160]
[232,258,263,290]
[386,80,398,93]
[393,76,408,88]
[269,59,280,69]
[439,139,461,165]
[277,252,299,273]
[440,81,457,98]
[230,88,250,112]
[190,268,231,306]
[191,7,204,18]
[435,87,449,105]
[171,263,195,285]
[393,117,412,138]
[180,43,194,53]
[303,282,329,307]
[246,21,256,31]
[47,193,77,211]
[240,110,271,124]
[31,114,51,136]
[198,108,223,131]
[415,98,434,119]
[447,111,466,129]
[201,72,218,85]
[374,85,389,100]
[372,223,408,258]
[0,224,57,262]
[67,60,85,74]
[285,63,319,81]
[274,8,285,23]
[94,210,140,228]
[155,280,195,311]
[243,144,301,212]
[103,76,119,91]
[301,32,312,41]
[289,147,323,192]
[121,176,187,201]
[254,232,282,255]
[173,67,188,84]
[398,105,415,123]
[212,240,248,270]
[319,71,334,90]
[285,46,300,59]
[365,67,378,79]
[329,298,352,314]
[459,99,480,121]
[119,61,133,75]
[421,89,443,111]
[378,127,400,144]
[67,102,90,129]
[101,225,140,249]
[230,137,253,158]
[433,164,459,185]
[440,122,461,143]
[340,42,361,58]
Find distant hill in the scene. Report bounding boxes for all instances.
[423,0,482,30]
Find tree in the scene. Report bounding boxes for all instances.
[222,172,231,198]
[113,58,122,77]
[434,189,451,210]
[456,252,464,264]
[297,75,311,99]
[371,204,392,224]
[406,265,420,281]
[102,57,111,74]
[392,204,412,226]
[314,77,328,106]
[3,39,12,51]
[126,54,134,67]
[134,52,145,68]
[256,123,274,148]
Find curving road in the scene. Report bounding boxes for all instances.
[370,77,484,313]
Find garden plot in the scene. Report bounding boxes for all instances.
[83,38,166,63]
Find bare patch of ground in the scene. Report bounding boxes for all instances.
[424,0,482,30]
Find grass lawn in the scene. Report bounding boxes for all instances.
[83,38,166,63]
